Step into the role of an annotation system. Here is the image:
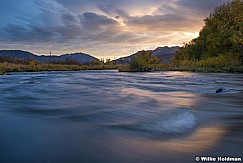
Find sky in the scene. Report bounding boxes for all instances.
[0,0,230,58]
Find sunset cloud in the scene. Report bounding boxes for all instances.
[0,0,230,58]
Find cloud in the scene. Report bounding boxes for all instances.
[0,0,230,57]
[78,12,119,32]
[121,0,230,33]
[0,24,54,44]
[176,0,230,13]
[157,0,231,19]
[124,14,202,32]
[61,13,79,25]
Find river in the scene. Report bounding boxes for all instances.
[0,70,243,163]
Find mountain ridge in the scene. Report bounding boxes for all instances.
[114,46,180,64]
[0,46,180,64]
[0,50,98,63]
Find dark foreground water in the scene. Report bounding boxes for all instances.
[0,70,243,163]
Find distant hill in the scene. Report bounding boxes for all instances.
[114,46,180,64]
[151,46,179,63]
[0,50,39,59]
[0,50,98,63]
[60,53,97,63]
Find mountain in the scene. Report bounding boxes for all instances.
[114,50,152,64]
[151,46,180,63]
[0,50,39,60]
[0,50,98,63]
[60,53,97,63]
[114,46,180,64]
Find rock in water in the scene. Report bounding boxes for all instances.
[216,87,224,93]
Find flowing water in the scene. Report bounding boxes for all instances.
[0,70,243,163]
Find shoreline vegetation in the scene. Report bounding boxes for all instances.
[1,53,242,75]
[1,60,243,75]
[1,0,243,75]
[0,60,119,75]
[118,63,243,73]
[117,50,243,73]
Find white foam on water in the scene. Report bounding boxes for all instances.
[140,109,196,134]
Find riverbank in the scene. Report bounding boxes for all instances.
[1,62,243,74]
[166,66,243,73]
[0,62,118,74]
[118,64,243,73]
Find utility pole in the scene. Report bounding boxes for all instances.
[49,51,52,62]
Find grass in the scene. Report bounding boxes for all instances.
[171,54,243,73]
[118,63,243,73]
[118,53,243,73]
[1,54,242,74]
[0,62,119,74]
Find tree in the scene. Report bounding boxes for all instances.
[128,50,159,71]
[173,0,243,64]
[149,56,160,64]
